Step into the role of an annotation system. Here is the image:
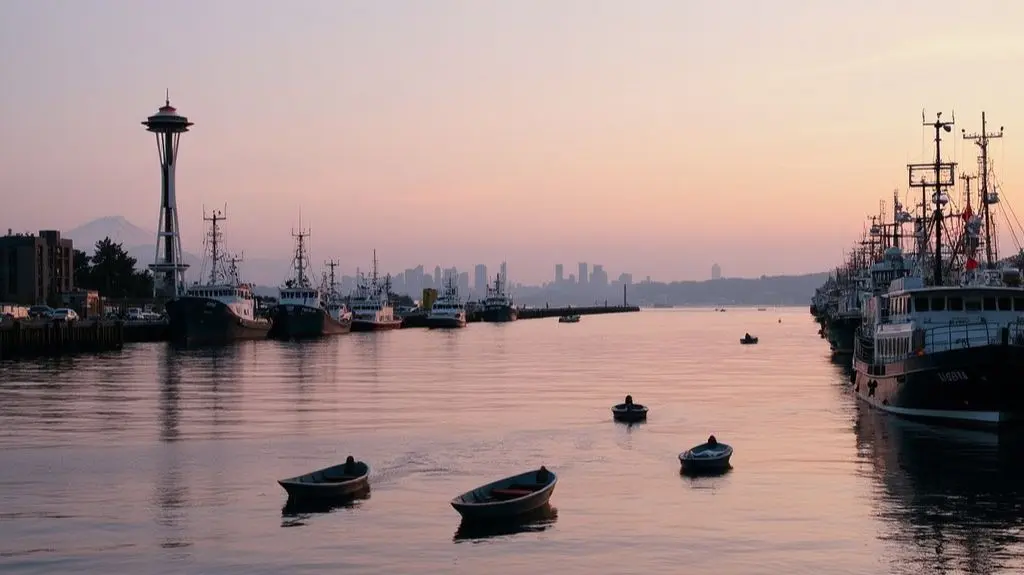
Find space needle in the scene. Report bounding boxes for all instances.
[143,92,192,298]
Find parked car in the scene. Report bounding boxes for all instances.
[51,308,79,322]
[28,305,54,319]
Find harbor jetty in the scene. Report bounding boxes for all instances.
[0,319,168,360]
[514,305,639,320]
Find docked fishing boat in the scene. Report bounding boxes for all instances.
[277,457,370,502]
[349,251,403,332]
[450,467,557,520]
[611,395,648,422]
[268,223,351,339]
[425,274,467,328]
[679,436,733,473]
[166,209,271,345]
[558,314,580,323]
[480,272,518,322]
[853,112,1024,429]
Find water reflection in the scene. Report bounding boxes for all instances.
[452,504,558,543]
[280,488,371,528]
[680,466,734,481]
[855,408,1024,575]
[158,346,182,443]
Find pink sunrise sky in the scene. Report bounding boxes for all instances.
[2,0,1024,283]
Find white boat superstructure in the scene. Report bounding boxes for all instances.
[349,251,402,331]
[427,274,467,328]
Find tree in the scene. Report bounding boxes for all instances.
[82,237,154,298]
[73,249,92,289]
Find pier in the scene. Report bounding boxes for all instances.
[0,319,170,360]
[515,305,640,320]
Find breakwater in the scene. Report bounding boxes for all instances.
[400,305,640,327]
[0,319,168,360]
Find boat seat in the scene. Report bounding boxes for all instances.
[490,488,535,499]
[322,474,359,483]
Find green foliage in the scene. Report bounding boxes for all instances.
[74,237,154,298]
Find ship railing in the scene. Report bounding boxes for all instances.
[919,322,1004,354]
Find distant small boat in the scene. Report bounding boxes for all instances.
[740,335,758,345]
[277,460,370,501]
[558,314,581,323]
[611,402,648,423]
[679,439,733,473]
[757,308,767,311]
[451,468,558,520]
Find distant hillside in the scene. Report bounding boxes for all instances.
[512,272,829,307]
[66,215,154,251]
[66,216,289,285]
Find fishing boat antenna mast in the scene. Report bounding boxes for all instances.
[203,205,227,285]
[962,112,1004,268]
[908,111,957,286]
[291,213,311,287]
[325,259,339,296]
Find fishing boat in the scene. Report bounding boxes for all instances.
[277,458,370,502]
[740,334,758,345]
[558,314,580,323]
[425,274,467,328]
[852,112,1024,429]
[349,251,403,332]
[450,467,557,520]
[268,222,351,339]
[480,272,518,322]
[679,436,733,473]
[611,395,648,422]
[165,208,271,345]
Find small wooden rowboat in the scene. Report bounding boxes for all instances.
[679,440,733,473]
[611,403,648,423]
[451,468,557,520]
[277,460,370,501]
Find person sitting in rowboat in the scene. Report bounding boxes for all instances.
[744,333,752,340]
[536,466,551,483]
[707,435,717,446]
[624,395,634,408]
[343,456,357,474]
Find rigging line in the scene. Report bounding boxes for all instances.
[991,171,1024,241]
[1000,208,1022,253]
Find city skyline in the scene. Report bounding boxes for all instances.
[4,1,1024,284]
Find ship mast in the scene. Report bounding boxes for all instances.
[908,111,957,286]
[291,215,311,287]
[325,259,339,296]
[203,206,227,285]
[962,112,1004,268]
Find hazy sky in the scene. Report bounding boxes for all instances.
[3,0,1024,283]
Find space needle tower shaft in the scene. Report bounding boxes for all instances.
[142,92,193,298]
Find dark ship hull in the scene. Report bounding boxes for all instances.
[425,315,466,329]
[481,306,518,323]
[826,315,859,354]
[166,297,271,346]
[350,319,404,332]
[268,304,351,339]
[853,341,1024,430]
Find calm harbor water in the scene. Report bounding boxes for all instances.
[2,308,1023,574]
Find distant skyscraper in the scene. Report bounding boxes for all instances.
[578,262,588,286]
[711,263,722,280]
[555,264,564,284]
[458,271,470,295]
[434,265,442,286]
[591,264,608,287]
[474,264,487,295]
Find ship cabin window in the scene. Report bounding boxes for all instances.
[964,298,981,311]
[914,296,929,312]
[999,297,1012,311]
[931,296,946,311]
[984,297,997,311]
[1015,297,1024,310]
[947,297,963,311]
